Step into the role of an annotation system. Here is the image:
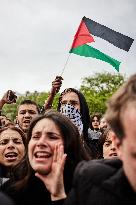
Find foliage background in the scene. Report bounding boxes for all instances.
[1,72,126,121]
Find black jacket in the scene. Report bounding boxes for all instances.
[1,174,64,205]
[0,192,14,205]
[64,159,136,205]
[0,164,10,187]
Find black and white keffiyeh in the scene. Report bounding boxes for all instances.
[60,104,83,135]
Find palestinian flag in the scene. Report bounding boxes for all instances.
[69,16,134,72]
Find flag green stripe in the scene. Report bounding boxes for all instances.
[70,44,121,71]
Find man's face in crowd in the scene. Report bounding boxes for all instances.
[115,104,136,185]
[60,92,80,111]
[17,104,39,133]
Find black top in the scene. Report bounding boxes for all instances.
[64,159,136,205]
[0,164,10,187]
[0,192,14,205]
[1,174,64,205]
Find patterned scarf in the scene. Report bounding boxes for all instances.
[60,104,83,135]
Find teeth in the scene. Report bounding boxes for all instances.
[35,152,50,158]
[24,121,30,123]
[111,153,117,156]
[5,153,18,158]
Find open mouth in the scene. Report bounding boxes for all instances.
[34,151,51,159]
[23,120,31,124]
[5,152,18,160]
[109,153,118,157]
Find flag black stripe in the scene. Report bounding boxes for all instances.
[83,16,134,52]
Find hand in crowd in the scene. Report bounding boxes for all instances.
[35,143,67,200]
[51,76,63,95]
[0,90,17,105]
[44,76,63,110]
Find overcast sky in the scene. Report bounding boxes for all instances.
[0,0,135,98]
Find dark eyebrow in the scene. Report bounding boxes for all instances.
[13,137,23,140]
[47,132,61,136]
[0,137,22,140]
[32,131,41,135]
[70,100,79,103]
[105,140,111,143]
[20,109,36,112]
[0,138,9,142]
[32,131,61,137]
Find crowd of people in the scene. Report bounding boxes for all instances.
[0,74,136,204]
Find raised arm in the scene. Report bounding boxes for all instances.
[44,76,63,110]
[0,90,17,112]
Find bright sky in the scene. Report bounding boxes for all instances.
[0,0,135,98]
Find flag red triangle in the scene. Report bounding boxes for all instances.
[71,20,95,49]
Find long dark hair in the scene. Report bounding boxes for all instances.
[90,113,101,130]
[9,110,90,193]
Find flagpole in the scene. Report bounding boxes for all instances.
[60,53,71,77]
